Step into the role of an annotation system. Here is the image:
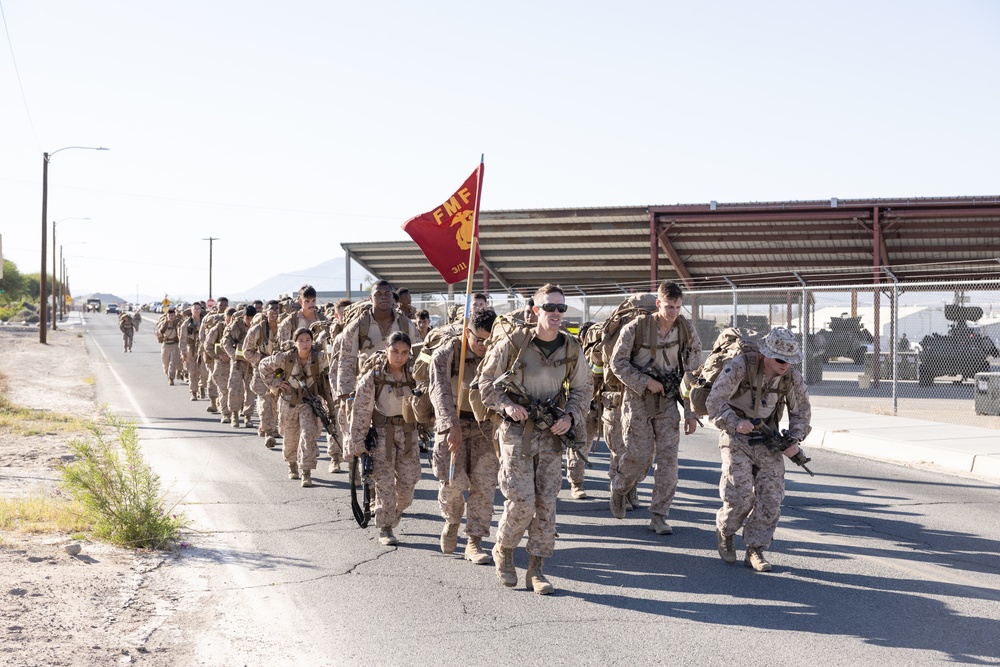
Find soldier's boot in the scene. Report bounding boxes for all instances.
[206,399,219,414]
[199,387,207,399]
[525,555,554,595]
[264,435,277,449]
[492,544,518,588]
[379,528,398,546]
[626,486,640,510]
[327,460,343,474]
[168,377,175,386]
[717,529,737,563]
[440,523,460,554]
[221,413,231,424]
[464,537,491,565]
[231,414,241,428]
[300,471,313,488]
[745,547,772,572]
[570,482,588,500]
[609,488,627,520]
[287,462,299,480]
[244,415,254,429]
[649,513,673,535]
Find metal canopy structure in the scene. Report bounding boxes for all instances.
[341,196,1000,297]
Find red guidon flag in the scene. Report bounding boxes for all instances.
[401,165,482,284]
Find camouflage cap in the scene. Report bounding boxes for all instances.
[758,327,802,364]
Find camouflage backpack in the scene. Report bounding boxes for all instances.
[358,349,426,423]
[341,301,414,353]
[683,326,790,418]
[412,322,465,384]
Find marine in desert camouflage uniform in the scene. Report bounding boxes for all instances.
[244,300,282,448]
[119,312,135,352]
[278,285,326,344]
[609,282,702,536]
[223,306,257,429]
[180,302,208,401]
[706,327,812,573]
[477,284,592,595]
[155,307,182,385]
[348,332,421,546]
[429,308,498,565]
[259,327,335,488]
[205,308,235,423]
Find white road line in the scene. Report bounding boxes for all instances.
[88,330,152,427]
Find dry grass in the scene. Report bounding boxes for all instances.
[0,491,92,536]
[0,394,92,436]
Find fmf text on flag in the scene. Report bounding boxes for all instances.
[401,167,481,284]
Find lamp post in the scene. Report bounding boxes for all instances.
[202,237,219,300]
[40,146,108,343]
[59,242,86,321]
[52,218,89,330]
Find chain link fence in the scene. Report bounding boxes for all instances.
[417,278,1000,430]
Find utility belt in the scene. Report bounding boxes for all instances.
[163,340,178,345]
[372,410,416,433]
[459,410,476,420]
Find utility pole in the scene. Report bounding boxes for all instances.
[202,237,219,299]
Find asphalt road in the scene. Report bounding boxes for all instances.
[83,313,1000,666]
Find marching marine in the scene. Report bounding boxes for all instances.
[155,306,182,385]
[477,284,593,595]
[223,305,257,429]
[608,282,702,535]
[243,300,282,448]
[706,327,813,572]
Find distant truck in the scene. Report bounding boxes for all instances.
[85,298,102,313]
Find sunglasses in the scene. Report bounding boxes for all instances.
[773,358,789,365]
[538,303,568,313]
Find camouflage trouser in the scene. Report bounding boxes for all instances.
[122,331,133,351]
[601,392,625,489]
[160,342,181,380]
[280,401,321,473]
[185,348,207,398]
[716,431,785,549]
[227,360,253,418]
[612,394,680,516]
[371,422,421,529]
[211,359,231,416]
[431,419,498,538]
[251,371,278,436]
[495,421,562,558]
[336,400,353,466]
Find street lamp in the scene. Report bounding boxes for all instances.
[202,237,219,300]
[52,217,90,330]
[40,146,108,344]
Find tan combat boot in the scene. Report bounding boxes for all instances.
[745,547,772,572]
[717,529,737,563]
[492,544,517,587]
[287,462,299,480]
[464,537,491,565]
[264,435,276,449]
[206,399,219,414]
[440,523,460,554]
[327,460,342,473]
[626,486,640,510]
[609,489,627,520]
[525,555,554,595]
[379,527,398,546]
[570,482,588,500]
[300,471,313,488]
[649,513,673,535]
[231,414,241,428]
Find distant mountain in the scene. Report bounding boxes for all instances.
[228,256,373,301]
[76,292,130,306]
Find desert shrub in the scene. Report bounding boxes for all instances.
[60,415,186,550]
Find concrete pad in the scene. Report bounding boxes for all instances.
[970,454,1000,481]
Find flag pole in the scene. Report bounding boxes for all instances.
[451,155,485,484]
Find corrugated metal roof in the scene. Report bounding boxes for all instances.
[340,197,1000,297]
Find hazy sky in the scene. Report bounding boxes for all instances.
[2,1,998,303]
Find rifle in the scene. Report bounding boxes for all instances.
[350,426,376,527]
[748,418,815,476]
[493,371,588,464]
[635,360,683,402]
[277,370,341,450]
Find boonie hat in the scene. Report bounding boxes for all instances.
[758,327,802,364]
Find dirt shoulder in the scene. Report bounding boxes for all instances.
[0,326,187,666]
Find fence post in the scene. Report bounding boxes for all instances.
[794,273,808,382]
[884,268,900,415]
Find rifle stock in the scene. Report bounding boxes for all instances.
[493,371,588,463]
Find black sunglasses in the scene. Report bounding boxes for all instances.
[773,358,789,365]
[538,303,568,313]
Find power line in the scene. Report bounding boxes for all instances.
[0,0,40,151]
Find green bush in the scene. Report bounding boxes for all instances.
[0,305,18,322]
[60,415,187,550]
